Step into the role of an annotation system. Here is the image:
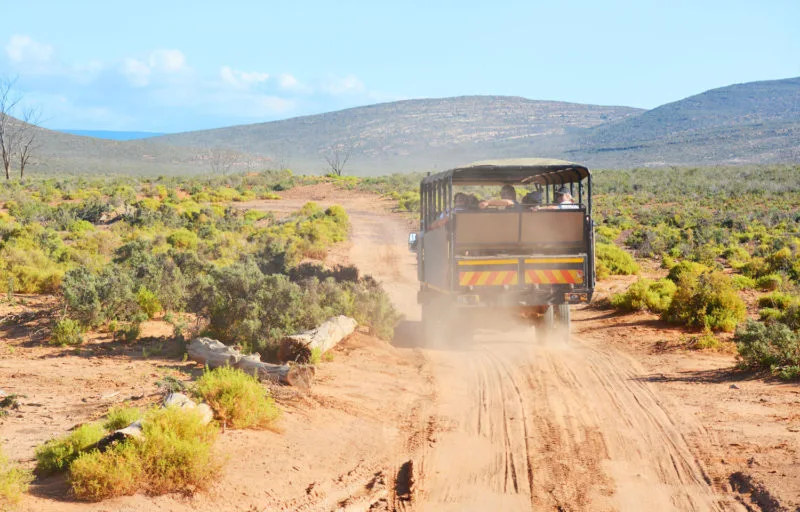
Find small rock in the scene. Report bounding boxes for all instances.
[730,384,740,390]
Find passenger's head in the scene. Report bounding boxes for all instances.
[521,190,543,205]
[454,192,468,207]
[500,185,517,202]
[555,186,573,203]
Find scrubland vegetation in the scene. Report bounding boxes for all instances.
[0,169,398,358]
[0,444,32,510]
[31,366,279,501]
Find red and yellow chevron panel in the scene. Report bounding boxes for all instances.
[459,270,519,287]
[524,269,584,285]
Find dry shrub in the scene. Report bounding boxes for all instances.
[139,406,219,495]
[69,442,143,501]
[102,406,142,432]
[35,423,106,475]
[194,366,279,429]
[0,444,33,509]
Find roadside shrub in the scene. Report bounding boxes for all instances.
[595,243,639,279]
[757,291,796,311]
[137,287,162,319]
[610,278,676,314]
[194,366,279,429]
[664,271,746,332]
[759,308,783,322]
[61,266,140,327]
[50,318,84,346]
[688,331,721,350]
[0,444,33,509]
[755,273,783,291]
[166,229,199,251]
[735,320,800,378]
[666,260,710,283]
[35,423,106,475]
[68,442,143,501]
[730,275,756,290]
[103,406,142,431]
[139,406,219,495]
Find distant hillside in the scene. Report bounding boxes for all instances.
[576,77,800,165]
[23,125,220,175]
[17,77,800,175]
[58,129,166,141]
[150,96,643,173]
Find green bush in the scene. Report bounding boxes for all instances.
[730,275,756,290]
[595,243,639,279]
[610,278,676,314]
[0,444,33,508]
[194,367,279,429]
[166,229,199,251]
[139,406,219,495]
[51,318,84,346]
[664,270,746,332]
[666,260,710,283]
[35,423,107,475]
[61,266,140,327]
[68,442,143,501]
[757,291,796,311]
[735,320,800,378]
[755,273,783,291]
[136,287,162,319]
[759,308,783,322]
[103,406,142,431]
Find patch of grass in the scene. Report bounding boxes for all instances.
[50,318,84,346]
[156,375,186,394]
[35,423,106,475]
[595,243,639,279]
[139,406,219,495]
[735,320,800,379]
[194,366,279,429]
[755,273,783,291]
[610,277,676,314]
[0,444,33,509]
[103,406,142,431]
[688,331,721,350]
[68,442,143,502]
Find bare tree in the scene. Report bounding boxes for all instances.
[207,146,240,176]
[323,146,350,176]
[0,77,22,181]
[18,106,41,179]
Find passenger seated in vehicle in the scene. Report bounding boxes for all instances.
[479,185,519,209]
[521,190,543,209]
[555,186,580,209]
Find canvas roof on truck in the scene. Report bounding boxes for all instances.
[421,158,590,187]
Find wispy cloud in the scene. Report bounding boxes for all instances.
[219,66,270,89]
[5,35,53,64]
[322,74,365,95]
[1,36,386,131]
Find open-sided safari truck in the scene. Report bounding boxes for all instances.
[409,158,595,342]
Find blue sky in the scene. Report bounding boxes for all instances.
[1,0,798,133]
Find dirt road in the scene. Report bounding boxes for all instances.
[245,185,739,511]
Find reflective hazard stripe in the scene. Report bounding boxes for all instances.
[525,270,584,284]
[459,271,519,286]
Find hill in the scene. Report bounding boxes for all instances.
[573,77,800,166]
[57,129,166,141]
[149,96,643,174]
[14,77,800,176]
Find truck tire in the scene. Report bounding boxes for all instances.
[536,305,554,342]
[556,303,571,341]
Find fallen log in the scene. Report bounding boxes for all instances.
[187,337,315,389]
[277,315,357,363]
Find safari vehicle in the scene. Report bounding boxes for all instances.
[409,158,595,341]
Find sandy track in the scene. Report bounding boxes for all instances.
[264,184,736,511]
